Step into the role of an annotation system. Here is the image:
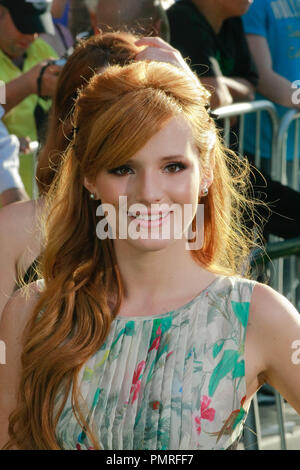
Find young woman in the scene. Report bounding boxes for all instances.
[0,32,190,319]
[1,60,300,451]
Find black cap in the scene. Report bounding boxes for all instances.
[0,0,55,35]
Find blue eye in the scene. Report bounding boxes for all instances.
[164,162,187,173]
[108,165,134,176]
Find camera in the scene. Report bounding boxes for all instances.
[53,57,67,67]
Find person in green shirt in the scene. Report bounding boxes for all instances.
[0,0,63,203]
[0,0,63,141]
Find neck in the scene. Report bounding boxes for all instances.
[112,237,211,303]
[191,0,226,34]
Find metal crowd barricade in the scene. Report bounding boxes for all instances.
[213,100,279,177]
[212,100,293,451]
[276,109,300,188]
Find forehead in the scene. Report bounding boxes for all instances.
[131,116,198,161]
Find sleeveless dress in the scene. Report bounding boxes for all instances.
[37,275,256,450]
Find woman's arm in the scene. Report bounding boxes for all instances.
[247,283,300,414]
[0,283,40,448]
[0,204,22,319]
[246,34,300,110]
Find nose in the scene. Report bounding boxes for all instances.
[133,169,165,205]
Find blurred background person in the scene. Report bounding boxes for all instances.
[85,0,170,41]
[167,0,256,108]
[0,105,29,205]
[0,0,61,143]
[242,0,300,185]
[41,0,74,57]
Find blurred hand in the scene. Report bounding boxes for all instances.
[39,62,62,98]
[134,37,200,87]
[18,136,31,154]
[25,59,62,98]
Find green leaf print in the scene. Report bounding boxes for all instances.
[208,350,239,397]
[232,359,245,379]
[231,301,250,328]
[110,321,135,350]
[232,408,246,430]
[212,340,225,359]
[83,367,94,381]
[149,316,173,345]
[92,387,101,408]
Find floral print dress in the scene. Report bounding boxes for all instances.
[48,275,256,450]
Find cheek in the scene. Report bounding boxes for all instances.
[183,168,201,202]
[95,176,128,205]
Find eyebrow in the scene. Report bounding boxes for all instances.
[124,155,187,165]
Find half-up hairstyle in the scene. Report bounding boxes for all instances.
[6,61,258,449]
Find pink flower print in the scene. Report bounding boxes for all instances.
[194,415,202,435]
[149,325,162,352]
[152,400,160,410]
[166,351,173,360]
[194,395,216,435]
[76,443,94,450]
[201,395,216,421]
[130,360,146,404]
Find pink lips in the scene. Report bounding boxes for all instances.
[128,211,171,229]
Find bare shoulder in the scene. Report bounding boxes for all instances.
[247,282,300,414]
[250,282,300,327]
[248,282,300,359]
[0,198,38,226]
[0,281,42,345]
[0,199,41,250]
[0,198,43,277]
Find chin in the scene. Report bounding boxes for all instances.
[125,235,183,254]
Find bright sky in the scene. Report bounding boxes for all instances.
[161,0,175,9]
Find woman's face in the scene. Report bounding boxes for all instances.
[85,116,213,253]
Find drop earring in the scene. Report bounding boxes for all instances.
[201,186,209,197]
[90,192,95,200]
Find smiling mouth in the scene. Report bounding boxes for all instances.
[127,211,172,228]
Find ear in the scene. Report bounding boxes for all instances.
[83,176,97,196]
[200,148,215,192]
